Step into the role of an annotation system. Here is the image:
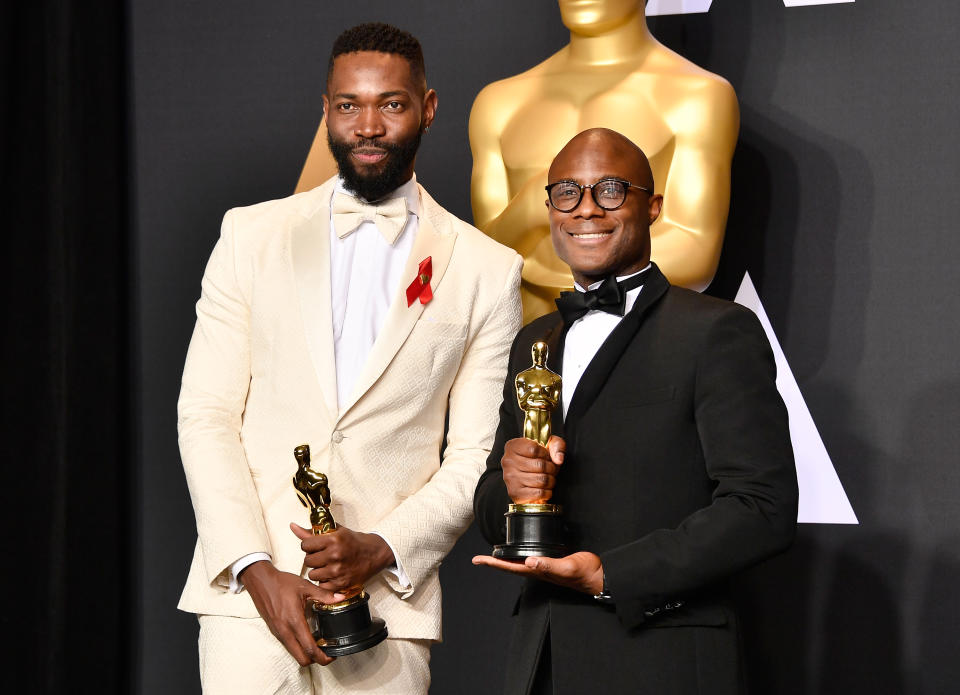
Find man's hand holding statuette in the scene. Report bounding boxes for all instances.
[291,523,395,595]
[501,435,566,504]
[472,551,604,597]
[239,560,340,667]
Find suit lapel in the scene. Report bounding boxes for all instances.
[563,265,670,435]
[291,179,339,421]
[339,184,457,417]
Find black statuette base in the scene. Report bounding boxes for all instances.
[493,507,567,560]
[311,594,388,657]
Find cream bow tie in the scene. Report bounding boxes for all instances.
[331,192,409,244]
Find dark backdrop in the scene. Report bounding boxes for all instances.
[6,1,959,693]
[3,2,130,692]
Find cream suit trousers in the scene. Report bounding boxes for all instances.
[198,615,430,694]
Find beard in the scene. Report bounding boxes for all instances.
[327,130,422,203]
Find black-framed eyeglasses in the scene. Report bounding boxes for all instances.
[545,178,653,213]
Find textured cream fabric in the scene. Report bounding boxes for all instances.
[198,615,431,694]
[178,176,522,648]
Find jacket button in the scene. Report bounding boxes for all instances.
[332,431,344,443]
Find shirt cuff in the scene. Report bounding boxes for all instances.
[228,552,272,593]
[370,531,412,590]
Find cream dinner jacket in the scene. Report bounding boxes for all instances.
[177,176,522,641]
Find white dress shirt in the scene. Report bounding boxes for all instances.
[330,177,419,409]
[560,265,651,418]
[228,176,419,593]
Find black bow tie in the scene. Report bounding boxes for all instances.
[555,269,649,326]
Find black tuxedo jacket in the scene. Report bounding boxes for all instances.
[474,265,798,695]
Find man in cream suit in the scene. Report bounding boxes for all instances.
[177,23,522,694]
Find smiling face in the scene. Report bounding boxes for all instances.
[323,50,437,201]
[547,128,662,287]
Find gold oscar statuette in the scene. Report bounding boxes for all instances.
[293,444,388,656]
[493,341,568,560]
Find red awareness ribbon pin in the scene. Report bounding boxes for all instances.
[406,256,433,307]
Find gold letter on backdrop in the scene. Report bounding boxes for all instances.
[470,0,739,322]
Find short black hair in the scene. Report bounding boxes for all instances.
[326,22,426,92]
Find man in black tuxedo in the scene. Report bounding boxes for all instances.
[473,128,798,695]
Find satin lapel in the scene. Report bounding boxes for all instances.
[291,181,338,421]
[339,184,457,417]
[563,265,670,435]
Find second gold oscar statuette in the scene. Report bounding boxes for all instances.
[492,341,568,560]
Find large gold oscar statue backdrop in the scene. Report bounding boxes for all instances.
[470,0,739,321]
